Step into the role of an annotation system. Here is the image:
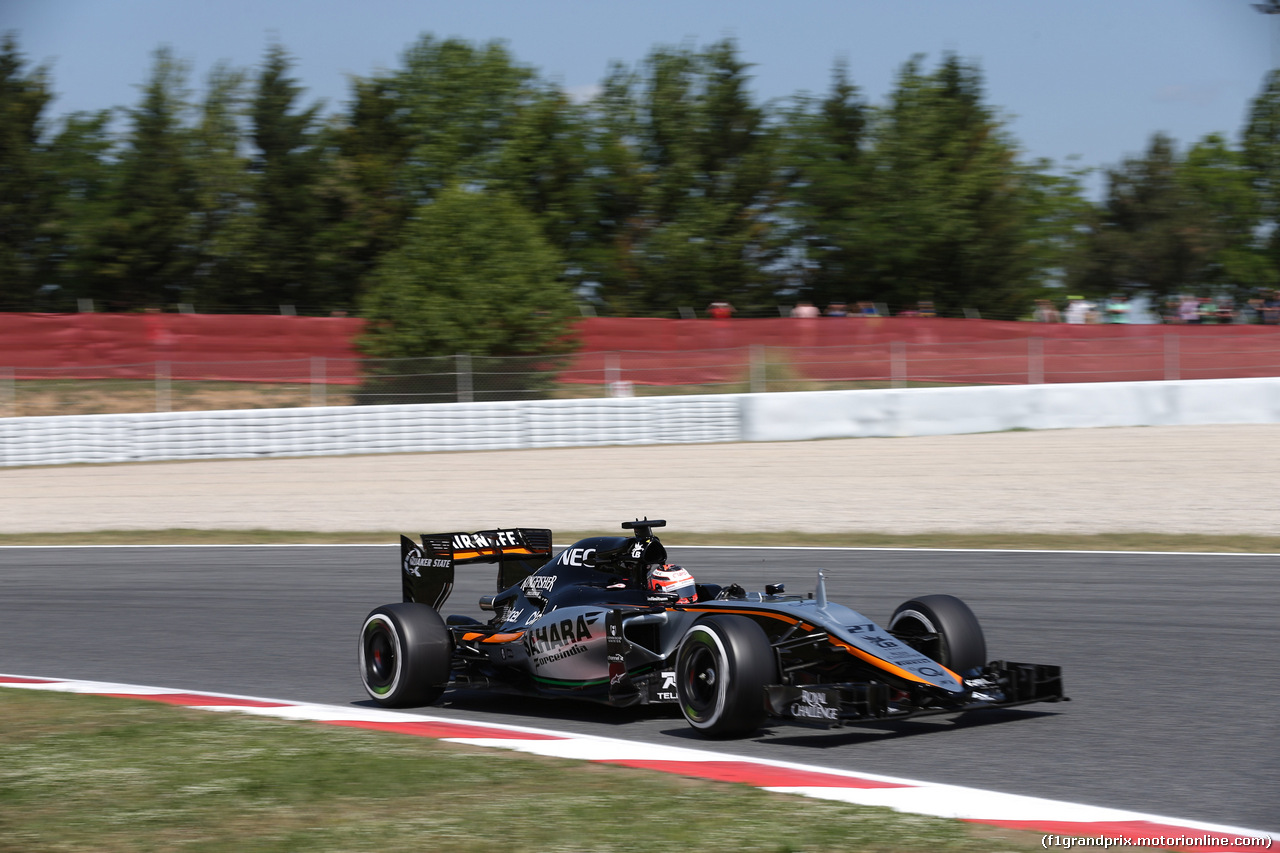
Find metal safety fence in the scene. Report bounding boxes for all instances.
[3,330,1280,417]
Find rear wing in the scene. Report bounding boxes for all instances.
[401,528,554,610]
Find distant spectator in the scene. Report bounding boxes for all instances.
[1244,295,1264,324]
[825,301,848,317]
[1065,297,1093,325]
[1215,296,1236,325]
[1198,297,1217,325]
[856,301,879,317]
[1262,290,1280,325]
[1179,295,1200,325]
[1033,299,1061,323]
[790,301,820,318]
[1105,294,1131,324]
[708,301,735,320]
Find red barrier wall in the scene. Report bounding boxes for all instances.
[3,313,1279,386]
[568,317,1280,385]
[576,316,1280,348]
[0,313,365,382]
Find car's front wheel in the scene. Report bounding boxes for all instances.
[359,602,452,707]
[888,594,987,675]
[675,615,776,738]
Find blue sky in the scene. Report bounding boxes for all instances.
[4,0,1276,197]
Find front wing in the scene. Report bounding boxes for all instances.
[764,660,1067,727]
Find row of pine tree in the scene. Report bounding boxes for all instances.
[3,33,1280,357]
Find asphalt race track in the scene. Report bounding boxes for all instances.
[2,544,1276,832]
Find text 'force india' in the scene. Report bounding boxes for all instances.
[358,519,1066,737]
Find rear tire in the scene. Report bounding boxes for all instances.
[675,615,777,738]
[888,594,987,675]
[359,602,452,707]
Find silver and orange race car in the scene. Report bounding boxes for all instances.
[358,519,1066,737]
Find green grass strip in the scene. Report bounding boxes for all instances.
[0,689,1043,852]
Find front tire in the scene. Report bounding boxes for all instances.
[675,615,777,738]
[888,594,987,675]
[359,602,452,707]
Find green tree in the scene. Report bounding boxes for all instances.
[243,44,326,310]
[314,76,416,307]
[490,85,600,295]
[853,55,1072,318]
[778,54,1086,319]
[569,61,650,312]
[587,40,780,316]
[1070,133,1249,302]
[0,33,55,306]
[777,60,871,309]
[318,36,540,315]
[358,184,576,360]
[189,62,254,308]
[382,35,537,200]
[1243,69,1280,283]
[42,109,118,307]
[97,46,198,309]
[1179,133,1271,292]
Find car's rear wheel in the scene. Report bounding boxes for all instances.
[359,602,452,707]
[888,594,987,675]
[675,615,776,738]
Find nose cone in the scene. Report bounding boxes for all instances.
[781,598,967,693]
[823,616,965,693]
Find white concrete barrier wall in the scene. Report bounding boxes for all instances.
[0,395,743,467]
[3,378,1279,466]
[740,377,1280,441]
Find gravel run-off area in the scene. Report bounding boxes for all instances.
[3,424,1278,536]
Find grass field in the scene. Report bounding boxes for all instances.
[0,689,1048,853]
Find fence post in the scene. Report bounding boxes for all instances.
[457,353,473,403]
[1164,331,1180,381]
[155,361,171,413]
[604,353,636,397]
[0,367,13,417]
[1028,337,1044,384]
[750,345,765,393]
[311,356,326,407]
[890,341,907,388]
[605,352,620,394]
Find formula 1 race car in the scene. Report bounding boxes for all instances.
[358,519,1066,737]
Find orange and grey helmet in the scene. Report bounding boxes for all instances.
[646,564,697,603]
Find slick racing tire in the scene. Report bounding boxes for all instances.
[675,615,777,738]
[888,594,987,675]
[359,602,452,707]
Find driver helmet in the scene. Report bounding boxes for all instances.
[646,564,697,604]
